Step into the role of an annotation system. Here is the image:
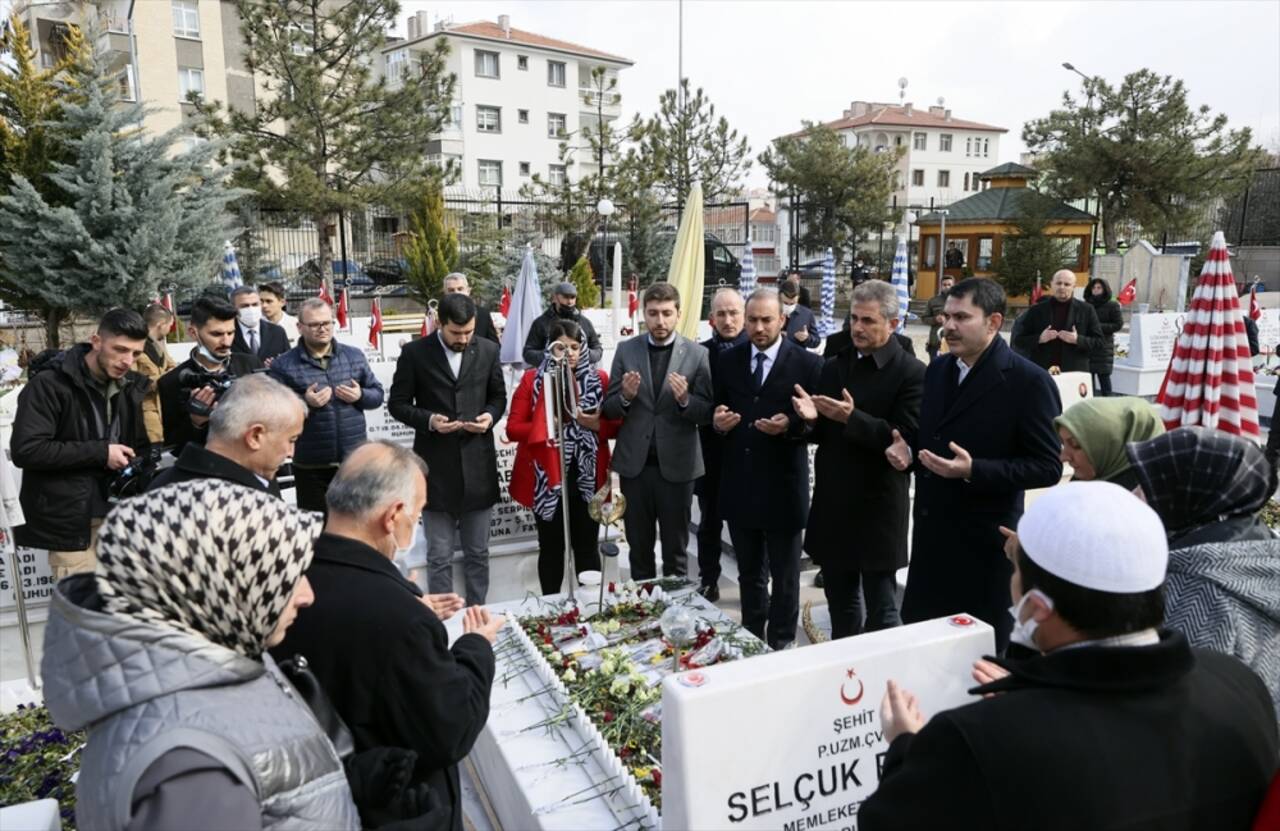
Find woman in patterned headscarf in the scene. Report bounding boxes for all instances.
[41,480,359,831]
[1126,427,1280,723]
[507,319,621,594]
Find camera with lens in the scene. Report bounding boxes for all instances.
[110,446,165,500]
[177,366,238,417]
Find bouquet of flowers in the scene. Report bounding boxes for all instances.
[0,704,84,829]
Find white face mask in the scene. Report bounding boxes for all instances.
[1008,589,1054,651]
[782,303,797,317]
[238,306,262,328]
[392,517,421,565]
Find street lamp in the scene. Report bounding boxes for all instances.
[904,211,917,295]
[597,198,615,308]
[935,209,950,290]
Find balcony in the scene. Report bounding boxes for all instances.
[578,87,621,119]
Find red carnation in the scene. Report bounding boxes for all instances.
[603,711,616,723]
[652,770,662,787]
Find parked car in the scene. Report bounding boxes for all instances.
[296,258,367,288]
[568,230,742,287]
[364,257,407,286]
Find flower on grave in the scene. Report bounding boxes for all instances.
[540,643,553,653]
[608,581,617,593]
[599,659,617,677]
[603,710,616,723]
[633,766,652,780]
[562,668,577,683]
[610,678,631,696]
[652,769,662,787]
[549,651,563,664]
[624,580,637,592]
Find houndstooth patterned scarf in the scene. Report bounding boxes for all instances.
[530,354,602,521]
[94,480,323,659]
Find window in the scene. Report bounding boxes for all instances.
[475,50,499,78]
[547,60,566,87]
[446,105,462,128]
[913,132,926,151]
[373,217,400,235]
[924,236,937,268]
[518,109,529,124]
[476,105,501,133]
[547,112,566,138]
[983,139,990,157]
[519,162,531,176]
[940,133,952,152]
[911,169,924,187]
[385,49,407,83]
[178,67,204,100]
[118,64,137,101]
[894,171,903,189]
[894,136,903,147]
[549,164,567,187]
[171,0,200,38]
[517,55,528,70]
[937,170,950,188]
[976,237,994,270]
[963,172,969,191]
[965,137,972,157]
[287,22,314,56]
[478,160,502,187]
[179,134,207,154]
[1052,237,1084,270]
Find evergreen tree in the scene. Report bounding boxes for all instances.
[568,255,600,308]
[489,211,562,303]
[0,29,242,346]
[633,79,752,205]
[759,122,901,267]
[196,0,456,296]
[992,191,1077,297]
[1024,69,1263,252]
[402,181,458,305]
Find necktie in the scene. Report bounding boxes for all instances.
[752,352,766,391]
[248,329,258,354]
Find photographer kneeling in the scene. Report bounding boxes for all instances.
[158,296,262,455]
[148,374,305,497]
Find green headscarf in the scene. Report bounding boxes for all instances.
[1054,398,1165,484]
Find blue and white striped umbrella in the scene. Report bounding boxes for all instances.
[221,240,243,290]
[818,246,836,337]
[890,235,913,333]
[739,237,756,294]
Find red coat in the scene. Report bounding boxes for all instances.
[506,368,620,510]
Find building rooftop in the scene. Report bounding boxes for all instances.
[787,104,1006,138]
[394,18,633,65]
[916,187,1094,224]
[979,162,1040,179]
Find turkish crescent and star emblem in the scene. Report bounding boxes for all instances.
[840,668,864,706]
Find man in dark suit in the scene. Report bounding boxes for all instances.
[782,271,812,308]
[602,282,714,580]
[714,288,823,649]
[443,272,499,344]
[230,285,290,363]
[780,281,821,349]
[695,288,747,601]
[389,293,507,604]
[148,374,302,497]
[273,440,504,831]
[1011,269,1104,373]
[886,278,1063,652]
[798,280,925,638]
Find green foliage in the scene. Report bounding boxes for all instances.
[0,704,86,829]
[759,122,901,267]
[625,188,674,285]
[1024,68,1264,253]
[403,182,458,305]
[568,255,600,307]
[0,29,242,346]
[992,191,1078,297]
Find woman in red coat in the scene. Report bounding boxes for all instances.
[507,320,620,594]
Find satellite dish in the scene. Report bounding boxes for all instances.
[898,77,908,89]
[937,96,945,106]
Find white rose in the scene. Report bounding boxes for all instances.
[549,651,563,663]
[600,660,616,676]
[562,669,578,683]
[610,678,631,696]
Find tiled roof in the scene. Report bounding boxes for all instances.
[439,21,633,65]
[787,105,1006,138]
[980,162,1039,179]
[916,187,1094,224]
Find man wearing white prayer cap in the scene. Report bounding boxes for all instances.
[860,482,1279,831]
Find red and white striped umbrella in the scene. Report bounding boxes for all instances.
[1157,231,1260,439]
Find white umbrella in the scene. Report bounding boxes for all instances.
[739,238,756,294]
[221,240,243,290]
[818,247,836,337]
[890,236,914,333]
[610,241,624,338]
[500,245,545,366]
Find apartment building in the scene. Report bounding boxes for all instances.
[380,12,633,193]
[14,0,255,142]
[706,205,781,277]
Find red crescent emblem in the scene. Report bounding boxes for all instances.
[840,679,865,706]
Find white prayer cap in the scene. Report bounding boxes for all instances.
[1016,481,1167,593]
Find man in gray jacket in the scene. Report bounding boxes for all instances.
[602,282,714,579]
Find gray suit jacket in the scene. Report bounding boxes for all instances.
[602,334,713,482]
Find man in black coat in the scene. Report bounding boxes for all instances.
[780,281,821,349]
[695,288,747,601]
[1012,269,1104,373]
[148,374,304,498]
[799,281,924,638]
[389,293,507,604]
[229,285,290,363]
[713,288,823,648]
[443,272,499,343]
[522,282,604,366]
[887,278,1063,651]
[273,441,504,831]
[11,309,151,577]
[862,482,1278,830]
[159,297,263,456]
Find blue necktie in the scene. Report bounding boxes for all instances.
[753,352,766,391]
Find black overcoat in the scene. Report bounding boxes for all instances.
[805,337,924,573]
[388,334,506,514]
[1011,297,1104,373]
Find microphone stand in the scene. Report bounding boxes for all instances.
[546,346,578,601]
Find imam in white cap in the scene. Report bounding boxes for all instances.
[1016,481,1168,593]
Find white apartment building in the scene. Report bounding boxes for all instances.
[380,13,633,193]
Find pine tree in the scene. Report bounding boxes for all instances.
[992,191,1077,297]
[403,181,458,305]
[568,255,600,308]
[633,79,752,205]
[0,27,242,346]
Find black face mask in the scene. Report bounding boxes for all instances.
[555,303,579,319]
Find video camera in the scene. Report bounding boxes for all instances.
[177,365,261,417]
[109,446,165,500]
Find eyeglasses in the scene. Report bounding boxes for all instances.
[302,321,334,330]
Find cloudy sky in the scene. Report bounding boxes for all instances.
[403,0,1280,186]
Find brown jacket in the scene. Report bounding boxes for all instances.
[135,342,176,444]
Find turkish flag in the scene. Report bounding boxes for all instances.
[336,288,349,329]
[628,289,638,318]
[1030,281,1043,304]
[1116,278,1138,306]
[318,283,333,305]
[499,285,512,317]
[1249,284,1262,321]
[420,308,434,338]
[161,291,176,333]
[368,297,382,348]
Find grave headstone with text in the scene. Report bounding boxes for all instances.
[1120,312,1186,369]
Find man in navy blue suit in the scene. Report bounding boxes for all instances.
[886,278,1062,652]
[780,282,821,350]
[714,288,823,649]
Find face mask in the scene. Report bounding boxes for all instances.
[196,342,229,366]
[392,517,420,565]
[555,303,578,319]
[1008,589,1054,651]
[782,303,797,317]
[238,306,262,328]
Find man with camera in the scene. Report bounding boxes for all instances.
[11,308,151,578]
[158,297,263,456]
[148,374,305,497]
